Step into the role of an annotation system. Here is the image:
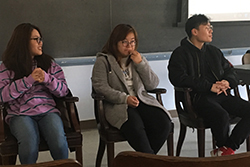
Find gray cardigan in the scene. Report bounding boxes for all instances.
[91,52,171,129]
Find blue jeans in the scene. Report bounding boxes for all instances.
[9,112,68,164]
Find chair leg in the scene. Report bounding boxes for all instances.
[167,132,174,156]
[246,136,250,151]
[95,137,106,167]
[167,123,174,156]
[75,146,83,166]
[197,128,205,157]
[1,155,16,165]
[107,143,114,167]
[212,135,216,149]
[176,123,187,156]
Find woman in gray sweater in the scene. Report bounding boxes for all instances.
[91,24,172,154]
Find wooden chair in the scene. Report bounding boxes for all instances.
[240,51,250,150]
[0,159,82,167]
[0,89,83,166]
[174,87,250,157]
[242,50,250,101]
[92,88,174,167]
[242,50,250,65]
[113,151,250,167]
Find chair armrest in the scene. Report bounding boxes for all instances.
[61,96,81,133]
[147,88,167,94]
[174,87,193,92]
[92,93,105,101]
[62,96,79,103]
[148,88,167,106]
[92,93,112,130]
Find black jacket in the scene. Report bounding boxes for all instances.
[168,37,238,94]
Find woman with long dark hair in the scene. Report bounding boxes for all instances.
[0,23,69,164]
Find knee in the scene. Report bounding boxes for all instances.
[159,115,172,130]
[20,140,39,156]
[19,135,40,147]
[211,111,230,124]
[162,119,172,136]
[49,134,68,148]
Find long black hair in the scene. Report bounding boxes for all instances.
[2,23,53,81]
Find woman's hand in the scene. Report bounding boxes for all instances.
[127,95,139,108]
[129,50,142,64]
[31,68,45,83]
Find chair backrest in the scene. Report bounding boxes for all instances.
[92,91,117,133]
[113,151,250,167]
[174,87,197,120]
[241,51,250,101]
[0,159,82,167]
[242,50,250,64]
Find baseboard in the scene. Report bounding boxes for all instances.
[80,109,177,130]
[169,109,178,118]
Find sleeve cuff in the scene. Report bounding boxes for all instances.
[124,95,129,104]
[26,75,36,85]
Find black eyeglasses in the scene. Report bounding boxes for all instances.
[121,40,136,47]
[30,37,43,43]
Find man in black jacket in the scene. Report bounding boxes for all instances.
[168,14,250,156]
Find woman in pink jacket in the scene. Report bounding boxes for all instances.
[0,23,69,164]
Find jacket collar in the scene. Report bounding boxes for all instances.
[181,37,207,53]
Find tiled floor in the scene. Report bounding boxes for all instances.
[16,118,247,166]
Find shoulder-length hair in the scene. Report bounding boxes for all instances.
[2,23,53,81]
[102,24,138,60]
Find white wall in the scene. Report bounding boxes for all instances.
[62,54,246,121]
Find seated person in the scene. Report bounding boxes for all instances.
[168,14,250,156]
[92,24,172,154]
[0,23,69,164]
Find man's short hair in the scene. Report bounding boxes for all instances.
[185,14,210,38]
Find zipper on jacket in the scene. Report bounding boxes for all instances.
[206,61,219,81]
[210,69,219,81]
[193,53,203,104]
[196,53,201,77]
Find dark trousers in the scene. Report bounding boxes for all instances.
[120,100,171,154]
[196,93,250,150]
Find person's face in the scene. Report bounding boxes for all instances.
[30,29,43,58]
[117,32,136,58]
[193,22,213,43]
